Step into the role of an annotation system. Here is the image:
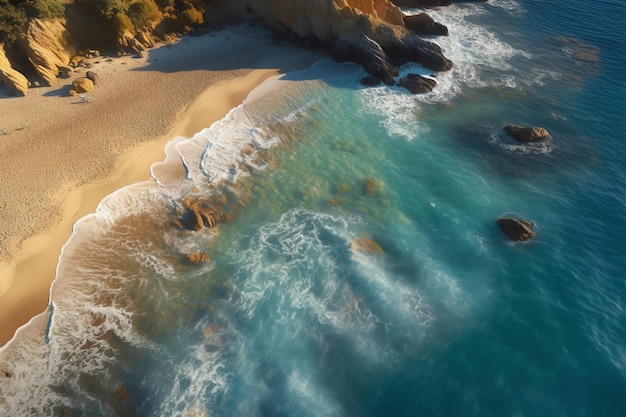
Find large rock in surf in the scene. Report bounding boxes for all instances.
[180,198,220,231]
[504,124,551,143]
[497,217,535,241]
[398,73,437,94]
[403,13,448,36]
[0,47,29,95]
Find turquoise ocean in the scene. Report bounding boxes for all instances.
[1,0,625,415]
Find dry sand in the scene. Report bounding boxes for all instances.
[0,22,325,347]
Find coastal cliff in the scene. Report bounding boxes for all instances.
[244,0,452,84]
[0,0,454,94]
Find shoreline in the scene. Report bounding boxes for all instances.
[0,25,325,347]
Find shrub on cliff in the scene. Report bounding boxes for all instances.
[179,6,203,26]
[19,0,66,20]
[0,0,65,45]
[67,0,165,49]
[127,0,163,30]
[0,2,27,44]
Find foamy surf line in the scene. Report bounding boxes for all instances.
[170,60,352,189]
[0,58,342,415]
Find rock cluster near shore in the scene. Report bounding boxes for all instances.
[246,0,454,84]
[0,0,487,95]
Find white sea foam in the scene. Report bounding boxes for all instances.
[159,319,236,416]
[487,0,525,15]
[151,136,188,186]
[430,4,531,85]
[286,370,343,417]
[360,2,531,140]
[489,131,555,154]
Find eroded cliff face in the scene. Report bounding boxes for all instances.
[246,0,403,40]
[0,46,29,95]
[18,19,77,85]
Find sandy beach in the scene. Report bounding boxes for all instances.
[0,22,325,347]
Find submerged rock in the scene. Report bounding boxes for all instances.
[497,217,535,241]
[363,177,383,197]
[186,252,210,264]
[504,124,551,143]
[350,237,384,254]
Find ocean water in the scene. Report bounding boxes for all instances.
[2,1,626,416]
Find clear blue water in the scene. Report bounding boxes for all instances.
[2,1,626,416]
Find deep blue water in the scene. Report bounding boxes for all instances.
[1,1,625,416]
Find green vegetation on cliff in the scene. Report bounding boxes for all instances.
[0,0,211,48]
[0,0,65,43]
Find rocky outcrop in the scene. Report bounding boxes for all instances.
[497,217,535,241]
[245,0,452,82]
[178,197,221,231]
[398,73,437,94]
[403,13,448,36]
[118,30,156,55]
[391,0,487,7]
[18,19,76,85]
[0,46,29,95]
[504,124,551,143]
[329,34,398,84]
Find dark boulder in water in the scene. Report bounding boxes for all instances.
[403,13,449,36]
[398,73,437,94]
[497,217,535,241]
[360,76,382,86]
[504,124,551,143]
